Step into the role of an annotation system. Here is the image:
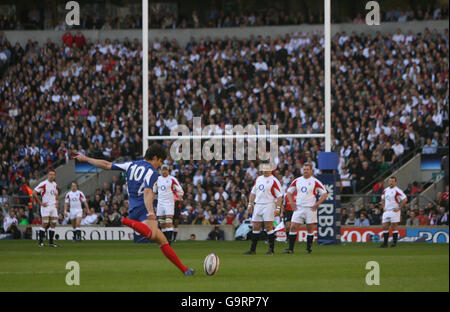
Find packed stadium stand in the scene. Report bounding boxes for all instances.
[0,2,448,30]
[0,2,448,235]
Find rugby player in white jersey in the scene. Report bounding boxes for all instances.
[285,163,328,254]
[154,164,184,244]
[379,176,407,248]
[64,182,89,242]
[244,163,283,255]
[32,170,59,247]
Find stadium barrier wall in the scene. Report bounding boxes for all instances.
[3,20,448,47]
[23,224,235,241]
[275,226,449,243]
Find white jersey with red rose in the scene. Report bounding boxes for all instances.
[154,175,184,206]
[65,190,87,211]
[251,175,283,204]
[286,176,327,207]
[381,186,407,211]
[34,180,58,207]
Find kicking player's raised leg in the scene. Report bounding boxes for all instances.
[121,216,194,275]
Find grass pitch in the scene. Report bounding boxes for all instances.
[0,240,448,292]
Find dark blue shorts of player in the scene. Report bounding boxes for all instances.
[129,207,148,222]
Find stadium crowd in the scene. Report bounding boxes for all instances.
[0,2,448,30]
[0,25,449,233]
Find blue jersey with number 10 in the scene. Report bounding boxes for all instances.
[111,160,158,213]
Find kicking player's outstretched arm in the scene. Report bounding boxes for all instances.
[74,154,112,170]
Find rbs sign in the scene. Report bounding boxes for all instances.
[317,174,341,245]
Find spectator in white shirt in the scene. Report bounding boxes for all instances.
[392,139,405,157]
[214,186,229,201]
[81,208,98,225]
[3,210,18,233]
[193,170,204,186]
[246,162,258,180]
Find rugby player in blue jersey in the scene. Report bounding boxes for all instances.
[75,144,194,275]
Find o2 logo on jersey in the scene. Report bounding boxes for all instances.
[301,186,308,193]
[50,190,57,195]
[386,195,390,201]
[258,184,265,191]
[161,185,166,191]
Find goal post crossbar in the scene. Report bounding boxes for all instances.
[145,134,326,140]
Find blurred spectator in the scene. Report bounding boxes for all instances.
[410,182,423,195]
[422,138,438,154]
[406,210,420,226]
[192,208,210,225]
[416,208,429,225]
[372,179,384,195]
[31,214,42,225]
[355,213,370,226]
[104,206,122,226]
[345,213,356,225]
[429,211,440,225]
[340,207,348,224]
[207,225,225,240]
[340,167,352,195]
[57,212,69,225]
[81,208,99,225]
[367,204,382,225]
[436,185,449,208]
[437,206,448,225]
[3,209,19,237]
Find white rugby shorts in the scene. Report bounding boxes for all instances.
[156,202,175,217]
[41,205,58,218]
[291,206,317,224]
[69,209,83,220]
[251,203,275,222]
[382,210,401,223]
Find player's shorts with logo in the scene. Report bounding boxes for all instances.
[41,205,58,218]
[291,206,317,224]
[69,209,83,219]
[156,203,174,216]
[251,203,275,222]
[382,210,401,223]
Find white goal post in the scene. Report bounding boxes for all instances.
[142,0,332,153]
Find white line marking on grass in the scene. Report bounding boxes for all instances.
[0,271,65,275]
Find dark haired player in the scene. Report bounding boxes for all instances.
[32,170,59,247]
[75,144,194,275]
[379,176,407,248]
[64,181,89,241]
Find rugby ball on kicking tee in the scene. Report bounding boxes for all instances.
[203,253,220,276]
